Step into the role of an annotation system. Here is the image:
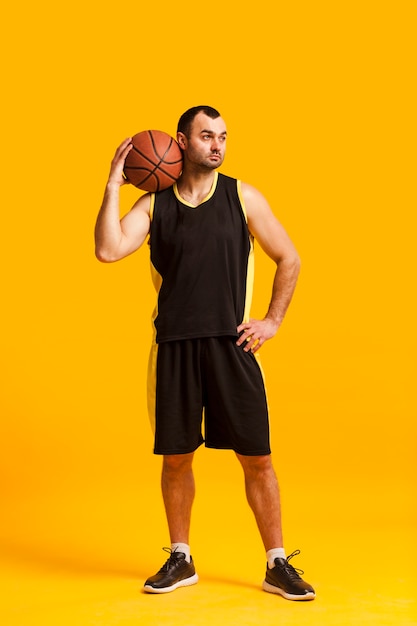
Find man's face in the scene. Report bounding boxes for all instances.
[178,112,227,170]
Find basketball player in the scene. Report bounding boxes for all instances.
[95,106,315,600]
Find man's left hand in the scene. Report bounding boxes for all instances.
[236,318,279,353]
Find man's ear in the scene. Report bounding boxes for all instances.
[177,132,187,150]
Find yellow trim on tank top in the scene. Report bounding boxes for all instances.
[237,180,266,397]
[173,171,219,207]
[237,179,255,325]
[149,192,155,221]
[237,179,247,222]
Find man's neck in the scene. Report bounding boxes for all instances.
[176,170,217,206]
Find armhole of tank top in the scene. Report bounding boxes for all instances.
[149,193,155,222]
[236,179,248,223]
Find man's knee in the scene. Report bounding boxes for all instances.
[163,453,194,474]
[236,453,275,477]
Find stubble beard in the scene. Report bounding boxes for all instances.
[197,153,225,171]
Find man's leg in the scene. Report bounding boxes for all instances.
[236,453,283,550]
[143,452,198,593]
[161,453,195,544]
[236,452,315,600]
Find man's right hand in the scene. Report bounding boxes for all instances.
[108,137,133,186]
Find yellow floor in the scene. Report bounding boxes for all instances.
[0,528,415,626]
[1,477,415,626]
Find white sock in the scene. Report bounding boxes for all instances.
[171,542,191,563]
[267,548,286,569]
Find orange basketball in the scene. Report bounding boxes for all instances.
[123,130,183,192]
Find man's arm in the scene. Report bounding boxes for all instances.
[95,137,151,262]
[236,182,301,353]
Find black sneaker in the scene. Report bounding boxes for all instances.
[262,550,315,601]
[144,548,199,594]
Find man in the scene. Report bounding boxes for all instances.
[95,106,315,600]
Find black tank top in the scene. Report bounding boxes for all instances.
[149,172,254,343]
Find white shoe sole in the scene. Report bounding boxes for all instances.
[262,580,315,601]
[144,573,199,594]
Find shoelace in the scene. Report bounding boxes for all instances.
[158,547,183,573]
[277,550,305,580]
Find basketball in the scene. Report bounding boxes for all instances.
[123,130,183,192]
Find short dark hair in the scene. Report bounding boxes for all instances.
[177,105,221,137]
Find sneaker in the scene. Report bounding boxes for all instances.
[262,550,315,601]
[144,548,199,594]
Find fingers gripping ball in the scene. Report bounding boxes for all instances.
[123,130,183,192]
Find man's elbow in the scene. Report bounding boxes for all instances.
[292,252,301,275]
[95,245,118,263]
[280,251,301,277]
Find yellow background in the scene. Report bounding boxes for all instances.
[0,1,415,624]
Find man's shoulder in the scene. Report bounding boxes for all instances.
[218,172,238,184]
[217,172,241,196]
[154,185,176,199]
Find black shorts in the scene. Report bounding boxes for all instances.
[147,336,271,456]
